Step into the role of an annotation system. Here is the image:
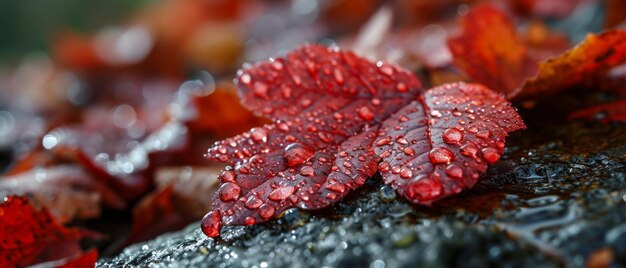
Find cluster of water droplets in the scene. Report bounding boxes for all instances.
[373,83,524,203]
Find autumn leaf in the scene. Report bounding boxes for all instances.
[201,44,525,238]
[448,4,536,98]
[514,29,626,99]
[448,4,626,100]
[374,83,524,203]
[0,196,95,267]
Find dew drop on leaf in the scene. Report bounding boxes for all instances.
[218,182,241,202]
[429,147,454,164]
[283,143,315,167]
[480,147,501,164]
[442,128,463,144]
[258,204,275,219]
[268,185,297,201]
[201,211,222,238]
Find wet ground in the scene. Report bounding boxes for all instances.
[99,118,626,267]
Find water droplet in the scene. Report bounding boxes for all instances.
[430,110,442,118]
[400,167,413,178]
[250,128,268,143]
[317,132,332,143]
[334,69,344,84]
[326,182,346,193]
[403,147,415,156]
[495,141,505,148]
[396,83,408,92]
[380,64,394,75]
[378,161,391,172]
[281,86,292,98]
[476,130,491,139]
[268,185,296,201]
[258,204,275,219]
[277,123,290,132]
[442,128,463,144]
[218,170,236,182]
[358,106,375,121]
[371,98,381,106]
[396,136,408,145]
[300,166,314,176]
[406,176,442,201]
[460,143,478,157]
[391,166,401,174]
[245,195,263,209]
[271,61,283,70]
[300,98,312,107]
[253,82,268,97]
[245,217,256,225]
[429,147,454,164]
[481,147,501,164]
[445,164,463,179]
[284,143,315,167]
[376,137,391,146]
[240,74,251,84]
[201,211,222,238]
[237,165,250,174]
[218,182,241,202]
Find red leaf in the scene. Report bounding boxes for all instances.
[448,4,536,98]
[202,44,525,238]
[449,5,626,100]
[375,83,525,204]
[0,196,94,267]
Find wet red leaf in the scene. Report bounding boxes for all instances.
[375,83,524,203]
[202,44,525,237]
[0,196,94,267]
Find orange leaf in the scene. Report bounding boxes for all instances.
[448,4,536,98]
[514,30,626,99]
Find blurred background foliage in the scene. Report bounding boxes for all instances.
[0,0,154,63]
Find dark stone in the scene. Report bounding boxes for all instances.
[99,121,626,268]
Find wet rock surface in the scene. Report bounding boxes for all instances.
[99,120,626,268]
